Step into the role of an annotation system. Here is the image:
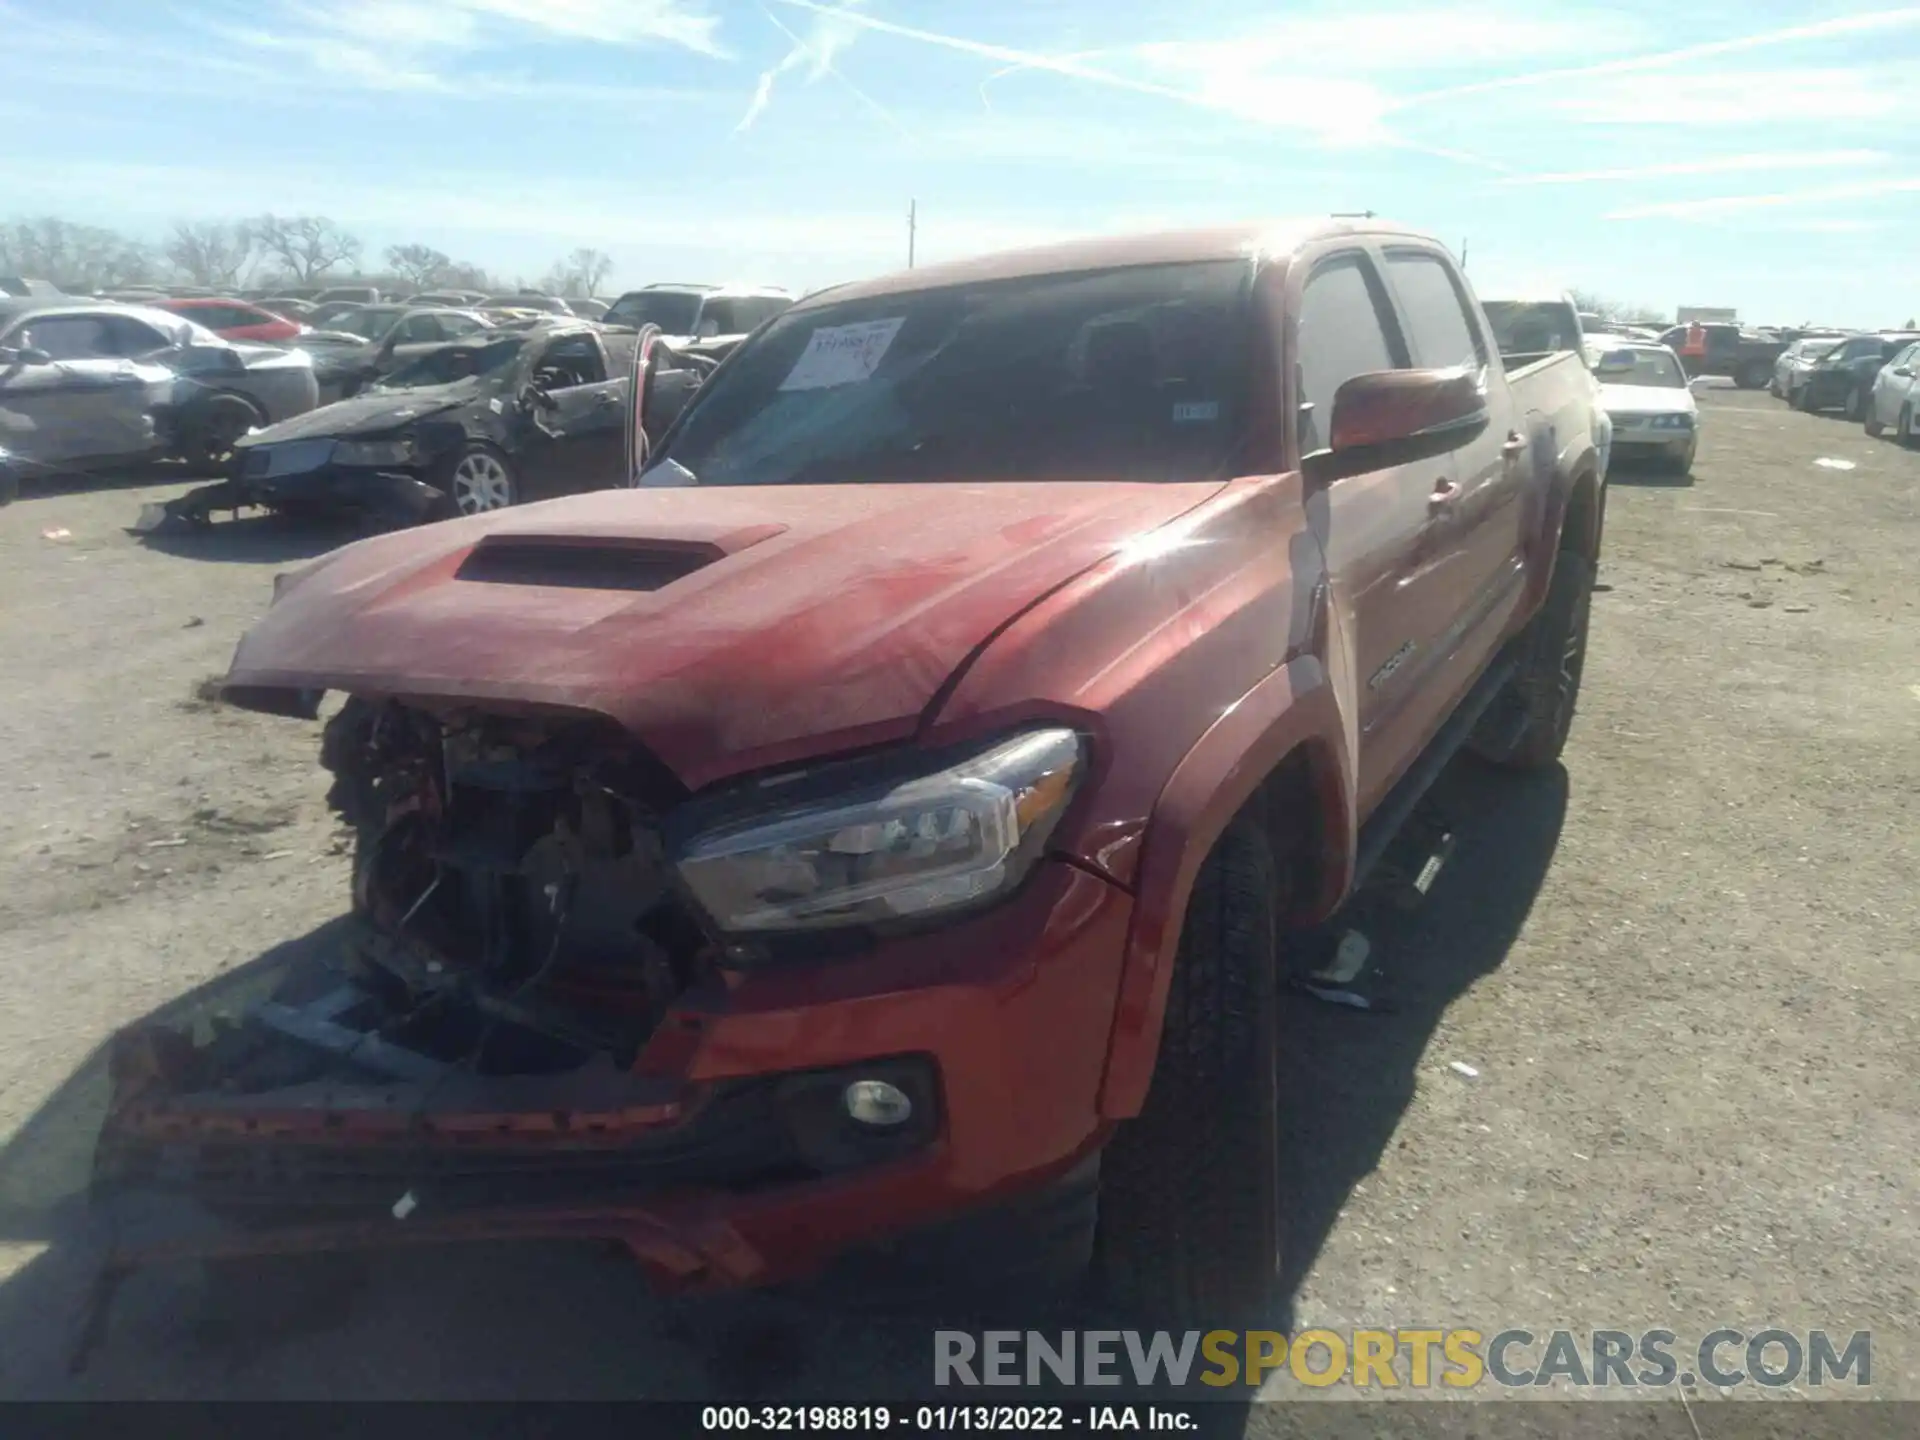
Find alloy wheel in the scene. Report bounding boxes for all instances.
[450,452,514,514]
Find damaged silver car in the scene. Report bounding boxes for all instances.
[0,300,320,473]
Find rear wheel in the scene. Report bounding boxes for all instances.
[1843,385,1866,421]
[1472,545,1595,770]
[1094,815,1284,1329]
[178,392,265,472]
[1737,360,1771,390]
[1901,406,1916,448]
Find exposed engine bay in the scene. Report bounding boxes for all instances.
[100,700,718,1144]
[314,697,710,1077]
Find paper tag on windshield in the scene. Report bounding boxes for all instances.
[779,318,906,392]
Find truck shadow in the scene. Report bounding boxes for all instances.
[0,759,1566,1418]
[1276,757,1568,1309]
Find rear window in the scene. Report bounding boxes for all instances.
[653,260,1255,487]
[605,290,705,333]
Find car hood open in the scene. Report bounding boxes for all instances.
[226,480,1223,788]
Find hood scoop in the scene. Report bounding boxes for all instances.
[454,535,725,592]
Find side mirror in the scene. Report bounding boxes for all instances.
[1893,366,1913,378]
[4,346,52,366]
[1304,367,1489,484]
[1593,350,1637,376]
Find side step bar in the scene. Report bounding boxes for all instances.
[1351,655,1517,892]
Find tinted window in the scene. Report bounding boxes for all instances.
[1481,301,1579,357]
[98,314,175,356]
[440,313,486,338]
[1296,255,1403,454]
[1383,250,1485,370]
[657,260,1254,487]
[397,314,442,343]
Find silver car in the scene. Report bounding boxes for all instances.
[0,301,319,472]
[1865,338,1920,443]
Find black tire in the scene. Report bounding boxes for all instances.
[178,391,264,471]
[1865,405,1884,438]
[1795,386,1818,413]
[1473,547,1595,770]
[1900,406,1915,449]
[1843,385,1865,421]
[1094,815,1283,1330]
[1737,361,1771,390]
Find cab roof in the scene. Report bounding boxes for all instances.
[797,217,1440,311]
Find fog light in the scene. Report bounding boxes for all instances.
[843,1078,913,1127]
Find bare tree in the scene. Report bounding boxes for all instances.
[539,247,615,297]
[385,243,453,288]
[164,220,253,289]
[0,217,157,290]
[1570,289,1667,326]
[252,214,363,283]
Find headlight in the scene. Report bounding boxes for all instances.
[671,728,1085,934]
[1649,413,1694,429]
[333,437,415,467]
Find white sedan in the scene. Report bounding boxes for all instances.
[1588,341,1699,476]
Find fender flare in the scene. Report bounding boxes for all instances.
[1097,654,1354,1119]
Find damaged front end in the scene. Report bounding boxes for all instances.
[91,698,940,1276]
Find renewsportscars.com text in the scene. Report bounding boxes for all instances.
[933,1328,1872,1390]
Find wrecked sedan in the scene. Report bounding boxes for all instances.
[94,222,1605,1325]
[0,301,319,471]
[294,305,496,403]
[148,323,637,530]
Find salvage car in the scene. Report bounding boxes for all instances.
[1771,335,1846,402]
[94,221,1605,1328]
[1587,340,1698,474]
[0,300,319,471]
[152,296,305,344]
[482,294,574,317]
[1794,331,1920,418]
[145,322,637,530]
[294,305,495,402]
[1862,338,1920,442]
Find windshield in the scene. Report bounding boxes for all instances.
[374,336,525,390]
[1481,301,1580,356]
[605,291,703,333]
[1794,339,1842,360]
[653,259,1254,487]
[1603,350,1687,388]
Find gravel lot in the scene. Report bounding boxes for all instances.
[0,389,1914,1425]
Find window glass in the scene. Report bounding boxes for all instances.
[1296,255,1402,454]
[531,334,607,388]
[657,260,1254,487]
[1383,250,1485,369]
[17,316,111,359]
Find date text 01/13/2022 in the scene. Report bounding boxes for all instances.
[699,1404,1199,1432]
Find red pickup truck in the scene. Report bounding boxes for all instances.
[95,220,1604,1327]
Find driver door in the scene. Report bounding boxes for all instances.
[0,313,159,466]
[518,333,628,498]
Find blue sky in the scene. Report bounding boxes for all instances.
[1,1,1916,324]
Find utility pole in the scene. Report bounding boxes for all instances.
[1461,237,1469,270]
[908,199,917,269]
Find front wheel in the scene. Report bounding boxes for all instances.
[1865,402,1885,438]
[178,392,264,472]
[1094,816,1284,1330]
[439,444,519,516]
[1844,386,1865,421]
[1472,547,1595,770]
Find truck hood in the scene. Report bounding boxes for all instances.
[227,480,1223,789]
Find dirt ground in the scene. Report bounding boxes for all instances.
[0,389,1914,1424]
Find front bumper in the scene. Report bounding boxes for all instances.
[1607,416,1694,458]
[89,861,1134,1291]
[138,460,443,531]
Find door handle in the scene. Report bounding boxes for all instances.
[1501,432,1526,456]
[594,393,618,407]
[1429,478,1462,508]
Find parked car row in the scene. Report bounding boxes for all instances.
[1769,330,1920,419]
